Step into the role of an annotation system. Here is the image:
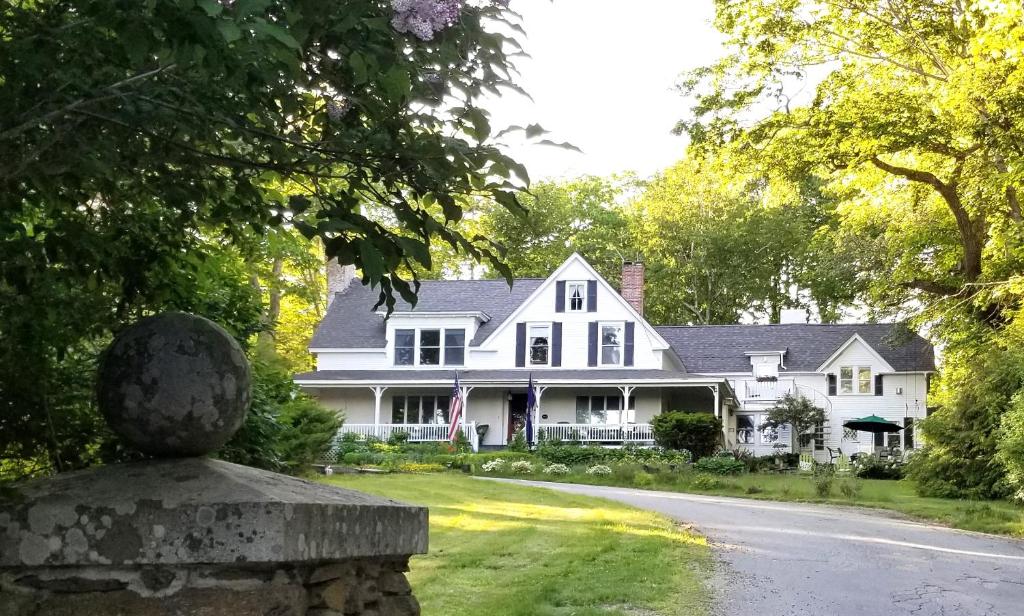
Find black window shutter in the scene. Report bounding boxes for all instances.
[624,321,635,366]
[587,321,598,366]
[874,374,884,396]
[874,432,884,448]
[827,374,837,396]
[904,417,914,449]
[587,280,597,312]
[555,281,566,313]
[515,323,526,367]
[551,322,563,367]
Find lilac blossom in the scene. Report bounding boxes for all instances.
[390,0,463,41]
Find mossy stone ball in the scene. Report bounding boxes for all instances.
[97,313,252,457]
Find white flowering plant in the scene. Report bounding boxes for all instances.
[543,464,571,476]
[509,460,534,474]
[481,459,507,473]
[585,465,613,476]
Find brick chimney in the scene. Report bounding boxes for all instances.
[621,260,645,315]
[326,257,356,307]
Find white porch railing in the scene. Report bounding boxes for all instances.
[741,379,794,402]
[331,422,479,453]
[537,423,654,444]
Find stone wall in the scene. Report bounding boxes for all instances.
[0,556,417,616]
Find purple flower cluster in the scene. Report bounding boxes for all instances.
[390,0,463,41]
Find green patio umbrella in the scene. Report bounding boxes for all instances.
[842,415,905,433]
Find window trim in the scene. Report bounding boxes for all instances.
[527,322,551,367]
[598,321,625,366]
[418,329,442,366]
[839,365,873,395]
[566,281,587,312]
[394,329,416,366]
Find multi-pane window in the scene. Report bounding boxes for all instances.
[839,366,872,394]
[528,323,550,366]
[444,330,465,366]
[393,328,465,366]
[736,415,755,445]
[567,282,586,311]
[391,395,451,424]
[395,329,415,366]
[419,330,441,365]
[600,323,623,365]
[575,395,634,424]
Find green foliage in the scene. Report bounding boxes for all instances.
[853,455,905,481]
[693,456,744,476]
[908,342,1021,499]
[0,0,537,476]
[760,394,826,448]
[999,395,1024,502]
[276,396,342,474]
[473,176,636,284]
[838,480,863,499]
[217,361,337,474]
[651,412,722,459]
[812,462,835,497]
[508,430,529,452]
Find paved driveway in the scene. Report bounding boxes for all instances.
[491,479,1024,616]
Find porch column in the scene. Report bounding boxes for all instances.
[369,386,387,425]
[533,385,547,444]
[618,385,636,424]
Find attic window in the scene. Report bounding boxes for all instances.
[567,282,586,311]
[840,366,872,394]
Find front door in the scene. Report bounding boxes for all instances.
[507,393,528,443]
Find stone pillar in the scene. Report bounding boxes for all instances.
[327,258,356,308]
[0,313,427,616]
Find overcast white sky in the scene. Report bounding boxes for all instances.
[486,0,725,182]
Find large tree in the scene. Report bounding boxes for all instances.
[0,0,534,476]
[680,0,1024,325]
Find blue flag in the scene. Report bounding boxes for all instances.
[525,373,536,444]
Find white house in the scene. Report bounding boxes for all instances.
[296,254,934,460]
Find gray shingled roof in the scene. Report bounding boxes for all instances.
[655,323,934,373]
[294,369,693,382]
[308,278,544,349]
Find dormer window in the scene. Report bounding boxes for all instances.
[393,328,465,366]
[528,323,550,366]
[567,281,586,312]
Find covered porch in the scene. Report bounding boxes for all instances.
[293,369,735,450]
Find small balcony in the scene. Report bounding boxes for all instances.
[741,379,794,404]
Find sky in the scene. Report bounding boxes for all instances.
[486,0,725,182]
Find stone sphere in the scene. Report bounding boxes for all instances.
[97,313,252,457]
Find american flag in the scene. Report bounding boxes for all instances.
[447,373,464,442]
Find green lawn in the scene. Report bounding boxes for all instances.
[479,467,1024,537]
[322,473,713,616]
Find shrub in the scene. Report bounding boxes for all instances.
[481,459,507,473]
[387,430,410,446]
[543,463,571,475]
[838,480,862,499]
[745,485,763,495]
[508,430,529,452]
[813,462,835,497]
[509,460,534,474]
[633,471,655,488]
[692,474,721,489]
[760,394,826,447]
[586,464,612,476]
[651,412,722,459]
[693,456,744,475]
[998,392,1024,502]
[611,463,641,483]
[853,455,905,480]
[536,441,609,465]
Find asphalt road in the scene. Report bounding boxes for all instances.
[490,479,1024,616]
